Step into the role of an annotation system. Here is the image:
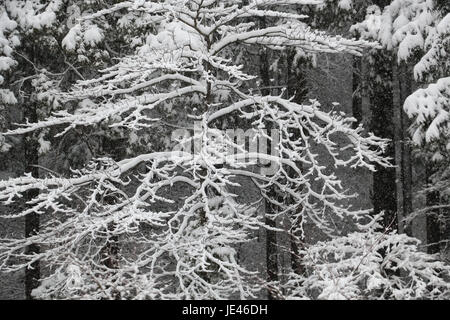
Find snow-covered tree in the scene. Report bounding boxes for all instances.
[0,0,76,298]
[353,0,449,163]
[353,0,449,252]
[1,0,448,300]
[284,212,450,300]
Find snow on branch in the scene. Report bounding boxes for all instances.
[404,77,450,147]
[284,213,450,300]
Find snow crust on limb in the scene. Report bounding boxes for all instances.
[404,77,450,147]
[0,5,19,103]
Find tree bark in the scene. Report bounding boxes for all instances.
[260,47,279,299]
[393,61,414,235]
[372,0,400,233]
[264,207,279,300]
[400,63,413,236]
[285,50,307,277]
[257,16,280,298]
[392,61,405,233]
[24,103,40,300]
[352,56,363,128]
[369,51,397,231]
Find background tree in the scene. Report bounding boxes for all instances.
[354,0,450,253]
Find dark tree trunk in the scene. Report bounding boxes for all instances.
[352,56,363,128]
[369,51,397,231]
[285,50,308,277]
[24,103,40,300]
[399,63,413,235]
[264,207,279,300]
[259,47,279,300]
[392,60,414,235]
[257,15,280,298]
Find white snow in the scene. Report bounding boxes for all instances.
[62,24,81,51]
[338,0,352,10]
[83,24,104,46]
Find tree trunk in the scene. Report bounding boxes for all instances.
[24,103,40,300]
[369,51,397,231]
[260,47,279,299]
[400,63,413,236]
[257,16,280,298]
[352,56,363,128]
[393,61,413,235]
[264,208,279,300]
[392,61,405,233]
[285,50,308,277]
